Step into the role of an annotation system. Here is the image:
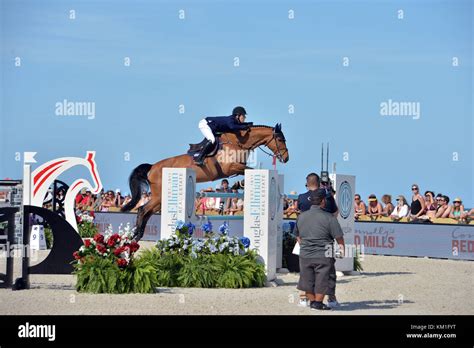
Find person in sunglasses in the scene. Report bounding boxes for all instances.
[424,191,437,218]
[390,195,409,220]
[354,194,366,219]
[409,184,426,219]
[435,195,452,218]
[367,194,383,218]
[449,198,465,220]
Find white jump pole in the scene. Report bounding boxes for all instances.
[160,168,197,240]
[329,173,356,273]
[243,169,280,281]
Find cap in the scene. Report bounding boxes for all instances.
[453,198,462,203]
[368,194,377,202]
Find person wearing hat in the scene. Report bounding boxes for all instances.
[295,189,345,311]
[449,198,465,220]
[195,106,254,165]
[390,195,409,220]
[367,194,383,218]
[295,172,339,308]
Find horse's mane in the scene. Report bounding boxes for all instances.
[250,125,273,129]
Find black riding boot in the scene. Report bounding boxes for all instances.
[195,140,213,166]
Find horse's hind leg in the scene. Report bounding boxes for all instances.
[134,197,161,241]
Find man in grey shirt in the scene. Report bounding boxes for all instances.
[295,189,345,310]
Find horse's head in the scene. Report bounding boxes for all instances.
[269,123,289,163]
[249,123,289,163]
[232,124,289,164]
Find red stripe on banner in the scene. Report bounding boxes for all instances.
[87,153,100,191]
[71,181,84,190]
[33,160,67,185]
[33,165,63,196]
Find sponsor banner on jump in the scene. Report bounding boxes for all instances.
[354,222,474,260]
[94,212,161,241]
[93,212,245,241]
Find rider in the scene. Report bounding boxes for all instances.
[195,106,253,165]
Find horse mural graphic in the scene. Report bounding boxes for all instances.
[26,151,103,232]
[122,124,289,241]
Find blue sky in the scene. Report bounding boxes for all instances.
[1,0,473,206]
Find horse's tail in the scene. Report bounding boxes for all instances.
[121,163,152,212]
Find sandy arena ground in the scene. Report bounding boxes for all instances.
[0,242,473,315]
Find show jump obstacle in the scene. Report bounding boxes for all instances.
[161,168,285,281]
[0,152,102,290]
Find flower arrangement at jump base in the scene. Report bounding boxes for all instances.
[76,212,98,238]
[72,223,159,294]
[140,220,266,288]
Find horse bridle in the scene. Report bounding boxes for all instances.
[258,130,288,162]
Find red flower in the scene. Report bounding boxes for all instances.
[107,234,121,247]
[93,233,104,243]
[73,251,81,260]
[129,241,140,253]
[113,246,125,257]
[117,258,128,268]
[96,243,107,254]
[84,239,91,248]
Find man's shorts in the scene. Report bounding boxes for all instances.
[297,257,336,295]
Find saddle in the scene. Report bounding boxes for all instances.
[187,135,222,159]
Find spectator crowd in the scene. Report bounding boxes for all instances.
[352,184,474,223]
[69,180,473,224]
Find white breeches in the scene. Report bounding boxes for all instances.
[198,119,216,143]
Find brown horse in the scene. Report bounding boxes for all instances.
[122,124,289,241]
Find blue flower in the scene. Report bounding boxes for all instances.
[240,237,251,248]
[219,221,229,235]
[185,222,195,236]
[201,221,213,234]
[176,220,185,230]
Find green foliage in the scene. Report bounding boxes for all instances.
[213,253,254,288]
[43,227,53,249]
[73,255,159,294]
[177,255,217,288]
[138,247,266,289]
[78,221,98,238]
[138,248,183,287]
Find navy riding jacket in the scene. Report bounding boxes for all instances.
[205,115,253,133]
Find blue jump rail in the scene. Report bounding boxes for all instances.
[196,192,244,199]
[196,192,298,200]
[196,215,244,221]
